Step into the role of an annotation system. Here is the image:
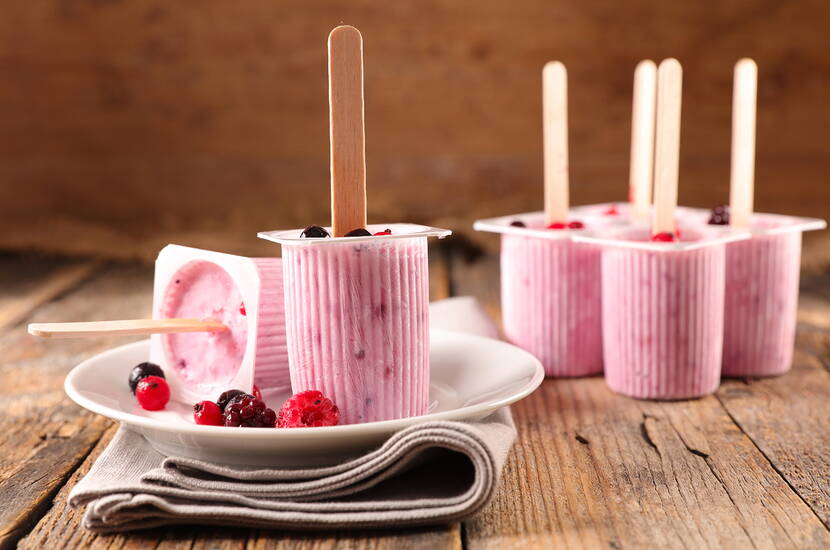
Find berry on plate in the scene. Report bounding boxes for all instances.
[135,376,170,411]
[193,401,223,426]
[277,390,340,428]
[128,362,165,395]
[217,389,253,413]
[224,396,277,428]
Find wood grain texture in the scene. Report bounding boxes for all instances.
[328,25,367,237]
[1,1,829,260]
[717,336,830,530]
[0,263,150,549]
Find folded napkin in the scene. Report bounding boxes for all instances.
[69,297,517,532]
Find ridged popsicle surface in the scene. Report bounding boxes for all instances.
[722,231,801,377]
[500,234,603,377]
[252,258,290,392]
[282,237,429,424]
[602,244,725,399]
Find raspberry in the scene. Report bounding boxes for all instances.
[651,232,677,242]
[216,389,253,413]
[135,376,170,411]
[277,390,340,428]
[224,396,277,428]
[568,220,585,229]
[193,401,223,426]
[547,222,567,230]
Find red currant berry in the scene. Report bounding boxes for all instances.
[193,401,223,425]
[135,376,170,411]
[651,232,677,242]
[547,222,567,230]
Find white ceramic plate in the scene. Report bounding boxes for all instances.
[65,329,544,466]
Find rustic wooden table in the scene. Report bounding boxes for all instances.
[2,246,830,549]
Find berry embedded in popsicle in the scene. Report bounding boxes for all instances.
[651,232,677,242]
[509,220,526,227]
[300,225,331,238]
[708,204,730,225]
[345,228,372,237]
[547,221,567,230]
[373,228,392,235]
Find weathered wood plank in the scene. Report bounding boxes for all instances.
[717,341,830,530]
[0,263,152,549]
[0,255,99,331]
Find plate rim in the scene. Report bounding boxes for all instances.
[64,328,544,440]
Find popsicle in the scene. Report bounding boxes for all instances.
[576,59,746,399]
[474,61,603,378]
[28,244,290,403]
[714,60,826,377]
[150,245,289,402]
[259,26,450,425]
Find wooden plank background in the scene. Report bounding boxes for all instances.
[1,0,829,262]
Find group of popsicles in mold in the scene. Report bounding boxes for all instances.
[27,29,828,425]
[476,57,825,399]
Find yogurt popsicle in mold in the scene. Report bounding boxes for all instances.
[709,59,825,377]
[576,59,747,399]
[474,61,603,378]
[28,245,290,403]
[259,26,450,424]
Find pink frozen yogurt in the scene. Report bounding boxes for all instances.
[475,212,603,377]
[578,227,742,399]
[150,245,288,402]
[721,213,825,377]
[160,261,249,391]
[260,224,451,425]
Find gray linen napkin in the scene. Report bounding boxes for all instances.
[68,297,518,532]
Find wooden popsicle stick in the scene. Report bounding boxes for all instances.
[652,58,683,236]
[729,58,758,229]
[328,25,367,237]
[629,60,657,224]
[543,61,569,225]
[28,318,227,338]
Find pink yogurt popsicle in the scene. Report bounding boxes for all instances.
[151,245,288,402]
[594,228,729,399]
[261,224,450,425]
[475,213,603,377]
[721,214,825,377]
